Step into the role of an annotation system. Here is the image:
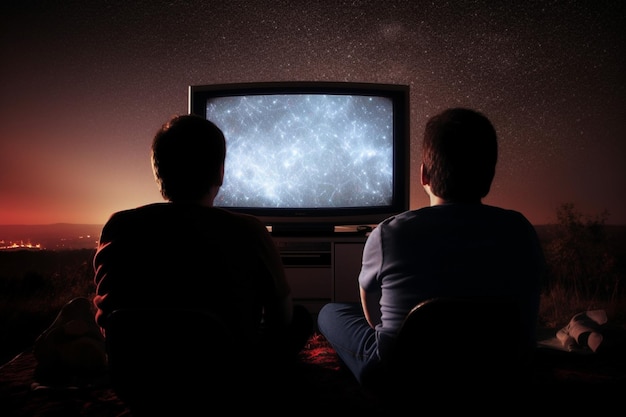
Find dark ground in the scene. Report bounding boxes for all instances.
[1,331,626,416]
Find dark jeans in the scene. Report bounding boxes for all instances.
[316,302,381,385]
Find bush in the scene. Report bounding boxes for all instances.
[0,248,96,365]
[540,203,625,327]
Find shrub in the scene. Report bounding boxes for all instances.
[540,203,625,326]
[0,249,97,364]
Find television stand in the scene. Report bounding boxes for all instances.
[271,231,369,315]
[270,223,374,237]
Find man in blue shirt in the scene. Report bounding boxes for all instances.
[317,107,545,386]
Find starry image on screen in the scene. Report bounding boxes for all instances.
[206,94,394,209]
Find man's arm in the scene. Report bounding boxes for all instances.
[255,220,294,328]
[358,227,383,329]
[361,286,382,328]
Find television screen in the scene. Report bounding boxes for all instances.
[188,82,410,234]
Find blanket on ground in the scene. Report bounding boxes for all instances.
[2,331,626,416]
[0,333,384,416]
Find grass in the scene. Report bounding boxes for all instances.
[534,204,626,328]
[538,286,626,329]
[0,249,97,365]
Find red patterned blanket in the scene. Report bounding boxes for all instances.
[0,333,384,416]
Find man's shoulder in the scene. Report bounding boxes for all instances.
[378,206,439,226]
[105,203,167,222]
[105,203,264,223]
[480,205,533,226]
[218,210,269,234]
[377,204,532,230]
[108,204,266,232]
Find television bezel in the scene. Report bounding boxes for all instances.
[188,81,410,234]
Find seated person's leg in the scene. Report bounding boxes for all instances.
[317,302,379,384]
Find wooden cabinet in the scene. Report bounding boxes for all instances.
[272,234,366,314]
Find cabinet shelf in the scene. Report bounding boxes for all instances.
[272,234,366,314]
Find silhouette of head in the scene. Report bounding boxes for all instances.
[421,107,497,202]
[152,114,226,202]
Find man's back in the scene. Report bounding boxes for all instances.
[317,107,546,387]
[360,203,544,355]
[93,202,289,343]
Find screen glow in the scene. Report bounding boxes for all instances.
[206,94,394,209]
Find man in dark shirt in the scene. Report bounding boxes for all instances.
[93,115,313,409]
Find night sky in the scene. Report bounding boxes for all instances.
[1,0,624,225]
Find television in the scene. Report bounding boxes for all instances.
[188,81,410,235]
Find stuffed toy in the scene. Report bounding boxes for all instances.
[556,309,626,355]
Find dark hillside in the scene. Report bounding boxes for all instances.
[0,249,96,365]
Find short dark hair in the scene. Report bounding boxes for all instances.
[422,108,497,201]
[152,114,226,202]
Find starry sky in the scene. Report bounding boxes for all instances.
[1,0,624,226]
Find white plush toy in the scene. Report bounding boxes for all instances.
[556,309,607,353]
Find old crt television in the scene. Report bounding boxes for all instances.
[188,81,410,235]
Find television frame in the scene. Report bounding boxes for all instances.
[188,81,410,235]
